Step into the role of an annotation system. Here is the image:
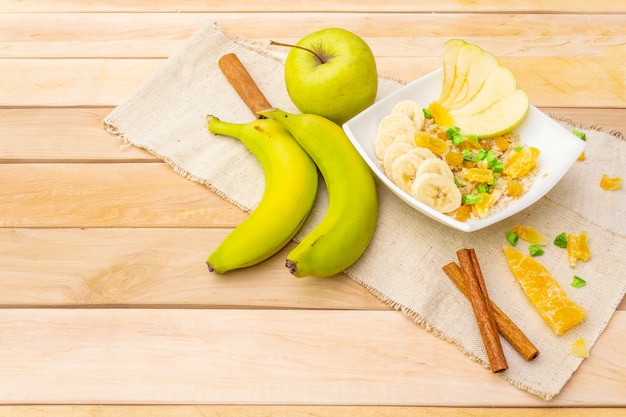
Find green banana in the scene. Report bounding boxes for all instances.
[258,108,378,278]
[205,115,319,274]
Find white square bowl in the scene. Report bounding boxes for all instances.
[343,68,587,232]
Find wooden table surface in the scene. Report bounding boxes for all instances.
[1,1,625,415]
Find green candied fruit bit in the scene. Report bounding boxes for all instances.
[491,161,504,173]
[529,244,544,257]
[475,149,488,161]
[571,275,587,288]
[573,129,587,141]
[462,194,483,205]
[446,126,461,137]
[454,176,463,187]
[514,145,523,152]
[476,183,489,194]
[486,150,499,167]
[451,133,465,146]
[554,232,568,248]
[423,108,432,119]
[506,230,519,246]
[468,133,479,141]
[462,149,474,160]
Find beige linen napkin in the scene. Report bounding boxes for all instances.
[104,22,626,400]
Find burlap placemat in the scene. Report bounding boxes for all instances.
[104,22,626,400]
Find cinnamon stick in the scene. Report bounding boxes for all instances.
[456,248,509,373]
[442,262,539,361]
[218,53,273,118]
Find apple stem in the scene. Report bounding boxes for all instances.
[270,40,326,64]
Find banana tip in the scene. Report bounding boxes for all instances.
[285,259,299,277]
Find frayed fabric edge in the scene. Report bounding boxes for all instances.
[345,272,557,402]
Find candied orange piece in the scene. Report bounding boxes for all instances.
[502,245,587,335]
[571,338,589,358]
[455,204,472,221]
[504,147,540,179]
[472,189,502,219]
[428,101,455,127]
[577,151,586,161]
[462,167,494,184]
[511,225,548,245]
[415,132,449,155]
[599,174,622,190]
[507,179,524,197]
[566,231,590,266]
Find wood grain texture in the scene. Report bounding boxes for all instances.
[1,0,624,413]
[0,309,623,406]
[1,0,624,12]
[0,406,624,417]
[0,163,245,228]
[0,228,382,309]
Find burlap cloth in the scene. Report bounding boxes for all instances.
[104,22,626,401]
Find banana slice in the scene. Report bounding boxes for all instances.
[391,99,426,130]
[375,112,417,160]
[390,152,425,192]
[409,146,438,160]
[383,142,415,175]
[411,172,462,213]
[393,132,417,146]
[415,158,455,181]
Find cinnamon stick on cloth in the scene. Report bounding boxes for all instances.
[442,262,539,361]
[103,21,626,401]
[456,248,509,372]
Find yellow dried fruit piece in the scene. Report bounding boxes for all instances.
[445,151,464,167]
[472,189,502,219]
[577,151,586,161]
[428,101,455,127]
[511,225,548,245]
[502,245,587,335]
[566,231,590,266]
[455,204,472,222]
[571,338,589,358]
[414,132,449,155]
[504,146,540,179]
[462,167,494,183]
[507,179,524,197]
[599,174,622,190]
[494,135,509,151]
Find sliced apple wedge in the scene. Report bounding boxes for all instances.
[433,39,529,138]
[445,47,500,110]
[451,89,529,138]
[450,65,518,117]
[438,39,467,104]
[441,43,484,108]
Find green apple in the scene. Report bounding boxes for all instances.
[274,28,378,125]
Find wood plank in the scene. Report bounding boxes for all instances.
[0,163,246,228]
[0,0,623,13]
[0,405,624,417]
[3,108,624,162]
[1,55,625,108]
[0,108,155,162]
[0,308,623,406]
[0,226,623,310]
[0,228,383,309]
[2,13,626,58]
